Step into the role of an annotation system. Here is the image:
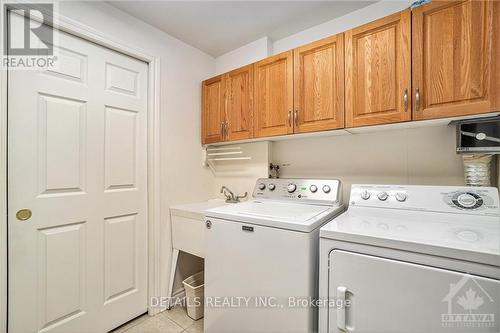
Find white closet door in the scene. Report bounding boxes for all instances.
[8,12,148,333]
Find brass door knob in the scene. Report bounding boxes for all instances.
[16,209,32,221]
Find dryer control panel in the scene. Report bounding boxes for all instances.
[253,178,342,206]
[350,184,500,216]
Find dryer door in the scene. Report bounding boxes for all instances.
[328,250,499,333]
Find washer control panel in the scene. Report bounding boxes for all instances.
[350,184,500,216]
[253,178,341,205]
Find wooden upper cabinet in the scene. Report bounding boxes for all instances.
[345,10,412,128]
[225,65,254,141]
[293,34,345,133]
[254,51,294,137]
[412,0,498,120]
[201,75,225,144]
[202,3,499,144]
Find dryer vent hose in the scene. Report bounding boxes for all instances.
[462,154,492,187]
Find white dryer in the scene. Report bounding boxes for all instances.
[205,178,344,333]
[319,184,500,333]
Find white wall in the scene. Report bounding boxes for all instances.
[214,37,272,75]
[212,125,483,204]
[273,126,465,205]
[56,0,216,302]
[211,142,271,198]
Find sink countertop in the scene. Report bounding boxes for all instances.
[170,199,229,220]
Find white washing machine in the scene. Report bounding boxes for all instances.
[205,178,344,333]
[318,184,500,333]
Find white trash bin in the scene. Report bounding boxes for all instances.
[182,271,204,320]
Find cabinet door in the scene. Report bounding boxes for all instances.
[254,51,293,137]
[412,0,498,120]
[226,65,254,141]
[345,10,411,128]
[202,75,225,144]
[294,34,344,133]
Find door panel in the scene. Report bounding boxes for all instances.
[328,250,500,332]
[412,0,498,120]
[254,51,293,137]
[105,63,140,96]
[294,34,344,133]
[45,45,87,83]
[202,75,225,144]
[38,222,86,331]
[8,13,148,333]
[104,106,138,191]
[38,94,87,195]
[345,10,411,127]
[226,65,254,141]
[104,214,138,304]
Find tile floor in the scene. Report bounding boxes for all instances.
[111,306,203,333]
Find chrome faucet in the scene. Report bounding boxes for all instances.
[220,186,247,203]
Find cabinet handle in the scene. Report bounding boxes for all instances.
[294,110,298,127]
[288,111,292,127]
[225,121,229,139]
[415,88,420,112]
[220,122,224,136]
[403,89,408,112]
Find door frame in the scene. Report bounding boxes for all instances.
[0,4,164,332]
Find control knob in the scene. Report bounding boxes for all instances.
[377,191,389,201]
[287,183,297,193]
[457,193,476,207]
[451,192,483,209]
[395,192,407,202]
[322,185,331,193]
[310,185,318,193]
[258,183,266,190]
[361,190,371,200]
[268,183,276,191]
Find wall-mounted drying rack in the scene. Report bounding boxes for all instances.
[203,146,252,173]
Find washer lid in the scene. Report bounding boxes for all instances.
[320,208,500,266]
[206,200,344,232]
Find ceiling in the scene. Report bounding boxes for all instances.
[109,1,377,57]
